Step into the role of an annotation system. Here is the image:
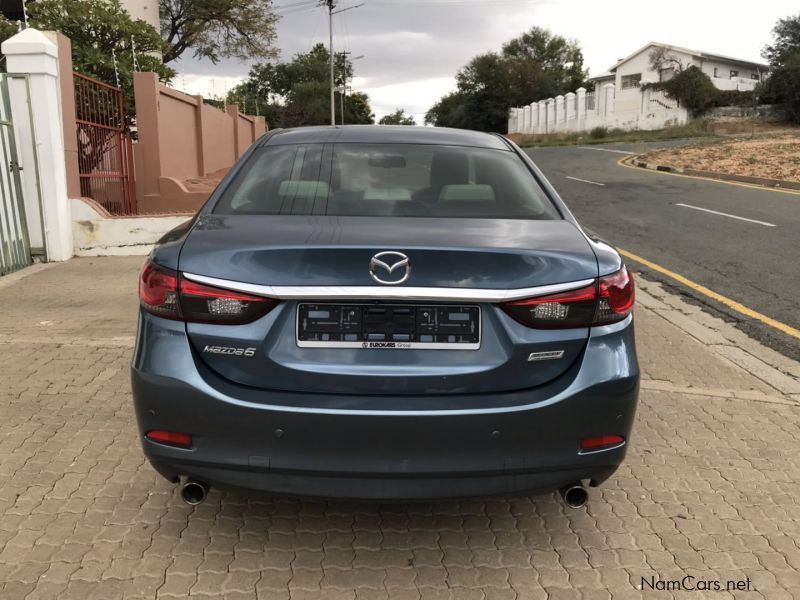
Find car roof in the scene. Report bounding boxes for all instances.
[260,125,511,150]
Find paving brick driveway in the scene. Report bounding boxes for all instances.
[0,257,798,599]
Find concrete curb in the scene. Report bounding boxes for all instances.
[0,262,57,291]
[636,277,800,402]
[624,156,800,191]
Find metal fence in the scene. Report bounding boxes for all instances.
[585,92,596,111]
[0,74,32,276]
[74,72,137,215]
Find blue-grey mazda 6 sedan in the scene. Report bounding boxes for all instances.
[132,126,639,507]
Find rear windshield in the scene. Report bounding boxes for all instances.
[213,143,560,219]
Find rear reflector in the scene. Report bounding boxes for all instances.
[501,265,634,329]
[139,259,277,324]
[146,430,193,448]
[580,435,625,451]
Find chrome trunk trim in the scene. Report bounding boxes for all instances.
[181,273,596,302]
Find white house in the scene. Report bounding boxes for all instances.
[590,42,769,93]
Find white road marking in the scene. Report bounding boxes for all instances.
[577,146,633,155]
[565,176,605,187]
[675,203,777,227]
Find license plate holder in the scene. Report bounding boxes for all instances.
[297,303,481,350]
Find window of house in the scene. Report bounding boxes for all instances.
[659,67,675,81]
[751,73,760,80]
[713,67,718,78]
[621,74,642,89]
[730,70,739,79]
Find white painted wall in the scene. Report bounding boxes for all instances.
[71,198,191,256]
[508,84,688,135]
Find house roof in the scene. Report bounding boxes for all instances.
[590,42,769,80]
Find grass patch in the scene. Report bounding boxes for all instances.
[509,119,794,148]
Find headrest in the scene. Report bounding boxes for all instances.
[438,184,496,202]
[278,180,331,198]
[363,188,412,202]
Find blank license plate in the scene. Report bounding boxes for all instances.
[297,303,480,350]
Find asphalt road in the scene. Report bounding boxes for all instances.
[526,141,800,360]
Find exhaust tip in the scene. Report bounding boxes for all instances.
[180,480,209,505]
[560,483,588,509]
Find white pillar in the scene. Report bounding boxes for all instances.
[522,105,531,134]
[2,29,73,261]
[565,92,576,123]
[530,103,538,134]
[576,87,587,117]
[537,101,547,134]
[603,83,616,117]
[555,95,565,129]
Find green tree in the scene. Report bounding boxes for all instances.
[160,0,279,64]
[502,27,587,106]
[379,109,416,126]
[763,13,800,64]
[227,44,374,127]
[647,66,719,117]
[763,13,800,123]
[1,0,174,117]
[426,27,588,132]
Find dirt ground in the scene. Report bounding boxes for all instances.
[644,132,800,182]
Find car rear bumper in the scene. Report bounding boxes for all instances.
[131,314,639,500]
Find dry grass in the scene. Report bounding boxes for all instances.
[644,131,800,182]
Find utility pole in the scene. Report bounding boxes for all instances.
[321,1,364,126]
[327,0,336,126]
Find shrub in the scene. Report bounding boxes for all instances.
[716,89,756,108]
[589,126,608,139]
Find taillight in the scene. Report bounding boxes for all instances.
[140,260,179,318]
[179,278,277,324]
[595,266,635,325]
[501,266,634,329]
[502,284,598,329]
[139,259,277,324]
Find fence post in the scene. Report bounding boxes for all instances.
[227,104,241,159]
[2,28,73,261]
[565,92,576,129]
[537,101,547,134]
[576,87,586,117]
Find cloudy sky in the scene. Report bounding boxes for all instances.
[174,0,798,122]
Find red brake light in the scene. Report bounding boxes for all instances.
[146,430,192,448]
[139,260,179,319]
[500,266,634,329]
[139,259,277,324]
[595,266,634,325]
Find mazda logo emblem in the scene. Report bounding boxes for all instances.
[369,251,411,285]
